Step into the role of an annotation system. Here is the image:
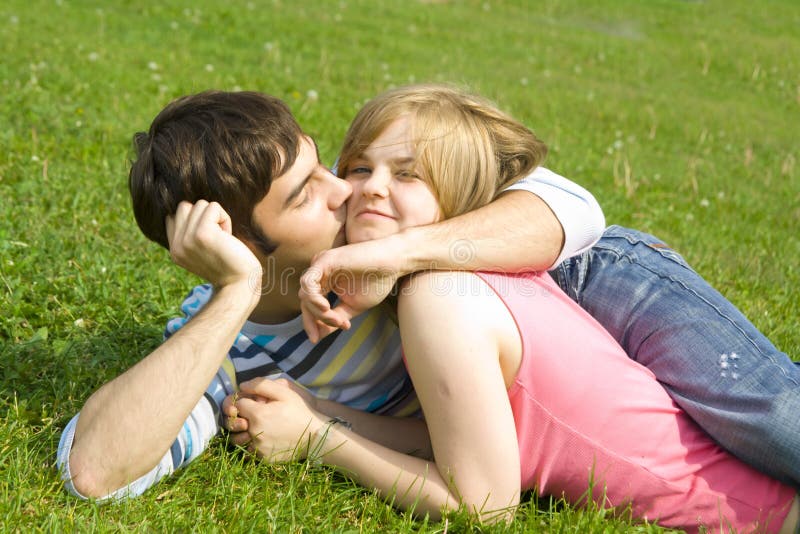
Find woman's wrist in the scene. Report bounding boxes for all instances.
[307,414,351,462]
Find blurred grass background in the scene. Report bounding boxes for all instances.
[0,0,797,531]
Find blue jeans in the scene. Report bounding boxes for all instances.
[551,225,800,487]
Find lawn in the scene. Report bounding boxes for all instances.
[0,0,797,531]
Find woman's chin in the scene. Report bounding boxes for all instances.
[346,227,394,244]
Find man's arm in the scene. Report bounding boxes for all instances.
[64,201,261,498]
[300,168,604,340]
[58,380,221,500]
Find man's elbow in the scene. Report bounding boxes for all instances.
[64,448,111,499]
[586,197,606,245]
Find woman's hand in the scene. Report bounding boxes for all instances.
[224,378,325,461]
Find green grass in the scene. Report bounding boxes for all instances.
[0,0,797,531]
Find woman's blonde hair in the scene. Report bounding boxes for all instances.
[338,84,548,219]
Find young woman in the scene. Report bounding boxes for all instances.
[227,85,799,533]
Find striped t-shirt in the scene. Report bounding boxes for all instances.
[165,284,419,417]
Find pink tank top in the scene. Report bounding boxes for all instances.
[475,270,794,533]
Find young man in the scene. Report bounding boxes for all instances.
[56,90,604,499]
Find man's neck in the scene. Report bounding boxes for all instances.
[246,278,302,325]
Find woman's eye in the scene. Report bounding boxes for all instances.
[396,169,420,180]
[348,166,371,176]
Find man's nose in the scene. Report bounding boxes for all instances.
[326,170,352,209]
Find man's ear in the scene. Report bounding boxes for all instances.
[238,225,279,258]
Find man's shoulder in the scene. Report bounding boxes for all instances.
[179,284,214,316]
[163,284,214,339]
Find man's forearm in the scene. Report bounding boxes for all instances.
[398,190,565,274]
[67,282,256,498]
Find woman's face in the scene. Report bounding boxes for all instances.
[345,117,441,244]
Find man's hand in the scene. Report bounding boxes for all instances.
[299,235,406,342]
[166,201,262,296]
[222,378,318,433]
[226,378,325,462]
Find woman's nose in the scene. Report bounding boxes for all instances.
[362,167,391,197]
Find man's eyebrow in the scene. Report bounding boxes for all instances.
[283,174,311,209]
[282,138,320,209]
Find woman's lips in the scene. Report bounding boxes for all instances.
[356,209,395,220]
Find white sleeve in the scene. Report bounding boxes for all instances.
[56,370,231,501]
[504,167,605,268]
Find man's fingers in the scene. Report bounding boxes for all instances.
[239,377,293,401]
[167,201,193,249]
[212,202,233,235]
[183,199,210,241]
[222,394,238,418]
[197,201,232,236]
[165,216,176,248]
[229,430,252,448]
[225,416,249,433]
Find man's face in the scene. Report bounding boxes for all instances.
[249,136,351,279]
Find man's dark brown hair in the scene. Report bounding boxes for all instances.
[129,90,304,254]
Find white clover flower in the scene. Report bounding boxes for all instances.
[306,89,318,100]
[148,61,159,71]
[700,198,710,207]
[88,52,99,62]
[205,64,214,72]
[74,318,85,328]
